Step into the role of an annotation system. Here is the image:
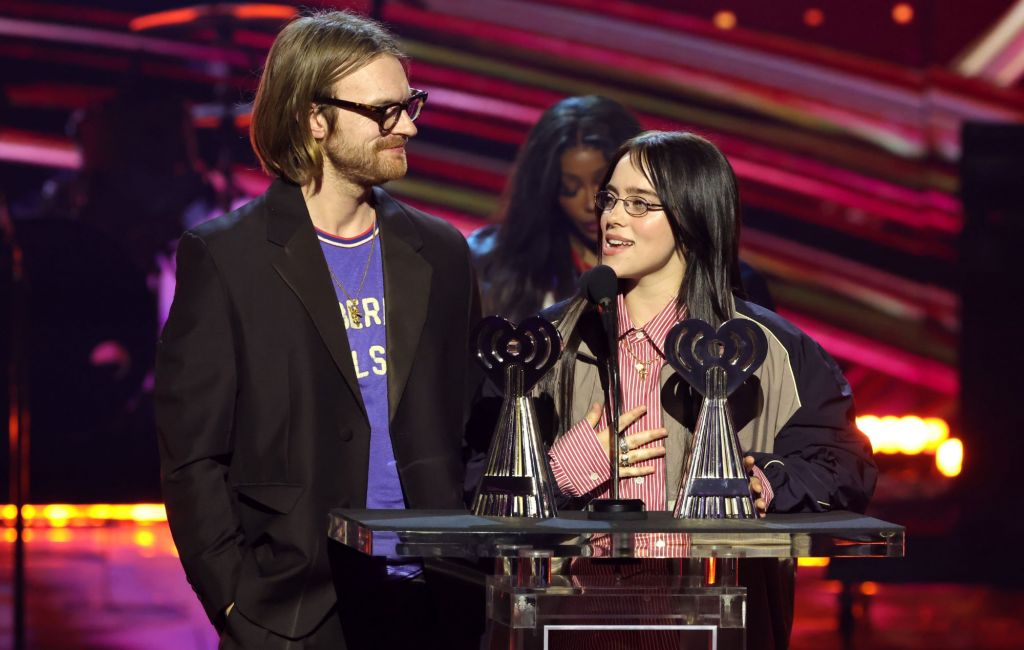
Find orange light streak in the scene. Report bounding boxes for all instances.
[1,503,167,526]
[706,557,718,584]
[798,557,830,567]
[856,415,963,477]
[856,415,949,454]
[233,4,297,21]
[130,4,296,32]
[129,8,200,32]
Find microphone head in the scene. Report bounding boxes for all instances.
[580,264,618,306]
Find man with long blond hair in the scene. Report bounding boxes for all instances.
[156,10,481,649]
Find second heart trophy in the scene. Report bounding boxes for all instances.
[471,316,562,518]
[665,318,768,519]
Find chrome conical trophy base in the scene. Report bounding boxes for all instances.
[665,319,769,520]
[471,316,562,518]
[473,365,558,517]
[672,367,754,519]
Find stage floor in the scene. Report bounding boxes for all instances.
[1,522,1021,649]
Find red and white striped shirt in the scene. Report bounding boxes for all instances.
[548,295,773,518]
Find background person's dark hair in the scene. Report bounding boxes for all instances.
[482,95,642,320]
[605,130,743,327]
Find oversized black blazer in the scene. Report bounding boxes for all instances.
[155,179,480,639]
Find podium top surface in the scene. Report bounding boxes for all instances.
[328,509,904,560]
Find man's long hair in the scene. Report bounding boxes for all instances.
[249,10,405,187]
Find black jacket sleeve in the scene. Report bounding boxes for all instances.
[461,258,490,502]
[749,334,877,514]
[154,230,243,628]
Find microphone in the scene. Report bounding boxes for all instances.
[580,265,645,519]
[580,266,619,404]
[580,264,617,308]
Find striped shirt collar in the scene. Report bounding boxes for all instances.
[616,293,687,355]
[315,222,378,248]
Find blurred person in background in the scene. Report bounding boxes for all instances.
[469,95,642,322]
[18,84,217,277]
[3,84,217,502]
[71,85,217,276]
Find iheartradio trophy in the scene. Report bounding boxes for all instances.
[665,318,768,519]
[470,316,562,518]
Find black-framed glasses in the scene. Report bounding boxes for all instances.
[595,190,664,217]
[313,89,428,135]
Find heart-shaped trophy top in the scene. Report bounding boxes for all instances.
[473,315,562,393]
[664,318,768,398]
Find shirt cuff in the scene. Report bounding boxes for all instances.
[549,419,612,497]
[751,464,774,509]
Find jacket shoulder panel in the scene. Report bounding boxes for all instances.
[188,193,268,253]
[382,190,468,252]
[735,297,851,398]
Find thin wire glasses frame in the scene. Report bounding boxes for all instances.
[313,89,428,135]
[595,189,665,217]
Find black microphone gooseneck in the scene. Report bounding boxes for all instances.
[579,265,646,519]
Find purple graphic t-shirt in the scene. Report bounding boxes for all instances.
[318,223,418,578]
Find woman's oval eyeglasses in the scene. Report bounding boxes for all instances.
[313,89,428,136]
[595,190,664,217]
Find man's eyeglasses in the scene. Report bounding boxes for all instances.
[313,89,428,135]
[595,190,664,217]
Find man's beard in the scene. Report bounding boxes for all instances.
[323,133,408,187]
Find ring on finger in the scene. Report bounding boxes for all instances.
[618,436,630,455]
[619,452,631,466]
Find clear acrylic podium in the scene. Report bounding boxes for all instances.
[328,509,904,649]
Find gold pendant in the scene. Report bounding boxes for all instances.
[348,300,362,327]
[635,361,647,380]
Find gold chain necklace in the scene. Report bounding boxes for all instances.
[622,333,660,380]
[326,221,378,327]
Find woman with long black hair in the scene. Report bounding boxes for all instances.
[468,96,642,322]
[537,131,876,649]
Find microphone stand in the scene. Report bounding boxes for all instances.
[603,300,622,499]
[587,298,646,520]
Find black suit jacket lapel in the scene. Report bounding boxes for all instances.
[374,187,432,424]
[266,180,368,421]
